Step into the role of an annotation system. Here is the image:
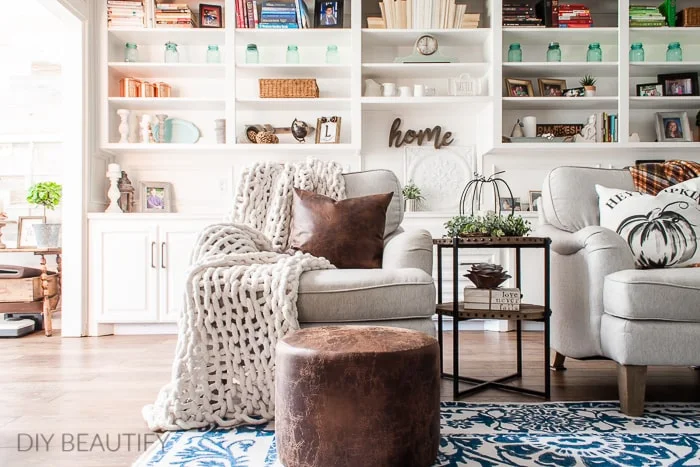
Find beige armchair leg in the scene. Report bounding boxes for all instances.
[618,364,647,417]
[551,351,567,371]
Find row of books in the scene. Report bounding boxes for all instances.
[558,3,592,28]
[237,1,311,29]
[370,1,478,29]
[107,0,203,29]
[630,4,669,28]
[599,113,618,143]
[155,3,196,28]
[503,1,542,27]
[107,0,145,28]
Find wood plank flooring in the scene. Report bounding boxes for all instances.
[0,331,698,466]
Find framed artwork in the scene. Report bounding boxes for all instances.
[314,1,343,28]
[315,116,341,144]
[636,83,663,97]
[17,216,46,249]
[655,112,692,142]
[505,78,534,97]
[563,87,585,97]
[140,182,173,213]
[499,197,521,212]
[529,191,543,211]
[199,4,223,28]
[658,73,699,96]
[538,78,567,97]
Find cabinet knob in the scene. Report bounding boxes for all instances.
[161,242,167,269]
[151,242,156,269]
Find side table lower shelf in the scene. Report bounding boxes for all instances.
[437,302,551,400]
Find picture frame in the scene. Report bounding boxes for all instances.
[315,116,342,144]
[562,87,585,97]
[636,83,663,97]
[505,78,534,97]
[140,182,173,213]
[499,197,521,212]
[658,73,699,96]
[17,216,46,249]
[199,4,223,28]
[314,0,343,28]
[529,191,543,212]
[538,79,567,97]
[655,112,692,142]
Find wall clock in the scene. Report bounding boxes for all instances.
[394,35,456,63]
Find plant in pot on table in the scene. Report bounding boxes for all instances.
[402,180,424,212]
[26,181,62,248]
[580,74,597,97]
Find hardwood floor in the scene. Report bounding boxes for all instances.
[1,330,698,466]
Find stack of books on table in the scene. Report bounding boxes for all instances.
[107,0,145,28]
[630,5,668,27]
[248,0,310,29]
[370,0,474,29]
[464,288,522,311]
[503,1,544,27]
[558,3,592,27]
[155,2,196,28]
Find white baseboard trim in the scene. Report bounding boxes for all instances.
[113,323,177,335]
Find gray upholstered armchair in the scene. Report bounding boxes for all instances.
[536,166,700,416]
[297,170,436,335]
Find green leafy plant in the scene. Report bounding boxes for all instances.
[445,214,531,238]
[27,182,63,216]
[579,74,597,87]
[402,180,424,201]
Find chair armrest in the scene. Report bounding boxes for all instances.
[537,223,636,266]
[382,228,433,274]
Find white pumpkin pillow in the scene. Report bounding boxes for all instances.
[596,178,700,269]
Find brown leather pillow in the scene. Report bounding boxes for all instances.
[288,188,393,269]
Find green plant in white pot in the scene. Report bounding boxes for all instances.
[402,180,424,212]
[26,182,62,248]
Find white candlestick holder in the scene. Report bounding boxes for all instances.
[106,166,123,213]
[140,114,152,144]
[117,109,130,143]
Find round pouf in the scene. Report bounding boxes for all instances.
[275,326,440,467]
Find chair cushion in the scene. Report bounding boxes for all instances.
[604,268,700,322]
[297,269,435,323]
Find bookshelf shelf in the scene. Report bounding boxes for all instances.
[108,62,226,79]
[107,97,226,111]
[630,27,700,43]
[630,62,700,77]
[502,97,618,110]
[102,143,359,155]
[235,64,351,78]
[502,62,619,78]
[233,28,352,46]
[503,27,619,45]
[361,28,491,46]
[107,27,226,45]
[362,62,489,79]
[235,98,352,111]
[361,96,493,110]
[629,96,700,110]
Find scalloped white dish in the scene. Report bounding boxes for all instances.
[152,118,201,144]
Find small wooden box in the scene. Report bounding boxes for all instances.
[677,8,700,27]
[0,273,58,303]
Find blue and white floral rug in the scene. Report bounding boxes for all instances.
[134,402,700,466]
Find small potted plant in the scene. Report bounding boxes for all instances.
[402,180,424,212]
[580,75,597,97]
[445,213,531,238]
[26,182,62,248]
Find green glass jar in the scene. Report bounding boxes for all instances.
[508,43,522,62]
[325,45,340,64]
[546,42,561,62]
[630,42,645,62]
[206,45,221,63]
[245,44,259,64]
[286,44,300,64]
[587,42,602,62]
[666,42,683,62]
[124,42,138,62]
[164,42,179,63]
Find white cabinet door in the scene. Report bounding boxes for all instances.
[90,221,159,323]
[159,221,214,323]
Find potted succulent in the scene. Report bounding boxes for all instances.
[445,213,531,238]
[402,180,424,212]
[580,75,597,97]
[26,182,62,248]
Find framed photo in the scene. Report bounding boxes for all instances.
[529,191,543,212]
[505,78,534,97]
[314,1,343,28]
[658,73,699,96]
[636,83,663,97]
[499,197,521,212]
[199,4,223,28]
[17,216,46,249]
[563,87,585,97]
[655,112,692,142]
[315,116,341,144]
[538,79,567,97]
[140,182,173,213]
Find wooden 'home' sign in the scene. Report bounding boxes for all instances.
[388,118,454,149]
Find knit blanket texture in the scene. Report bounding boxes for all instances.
[143,160,346,431]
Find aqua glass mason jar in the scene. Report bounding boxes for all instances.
[245,44,259,64]
[286,45,300,64]
[206,45,221,63]
[164,42,179,63]
[325,45,340,64]
[667,42,683,61]
[630,42,645,62]
[124,42,138,62]
[508,43,522,62]
[546,42,561,62]
[587,42,602,62]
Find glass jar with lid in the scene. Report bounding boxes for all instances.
[587,42,602,62]
[124,42,138,62]
[246,44,259,64]
[206,45,221,63]
[508,43,522,62]
[546,42,561,62]
[666,42,683,62]
[325,45,340,64]
[630,43,645,62]
[164,42,179,63]
[286,45,300,64]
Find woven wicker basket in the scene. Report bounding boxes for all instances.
[259,79,319,98]
[678,8,700,26]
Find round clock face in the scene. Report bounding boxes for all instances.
[416,35,438,56]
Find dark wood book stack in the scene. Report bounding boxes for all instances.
[503,1,544,27]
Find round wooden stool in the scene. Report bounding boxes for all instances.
[275,326,440,467]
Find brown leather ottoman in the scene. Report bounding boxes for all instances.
[275,326,440,467]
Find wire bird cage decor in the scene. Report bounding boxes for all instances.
[459,172,515,216]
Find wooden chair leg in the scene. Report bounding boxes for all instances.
[618,364,647,417]
[551,351,567,371]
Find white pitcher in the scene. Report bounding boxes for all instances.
[364,79,382,97]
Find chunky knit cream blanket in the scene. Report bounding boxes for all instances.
[144,160,346,431]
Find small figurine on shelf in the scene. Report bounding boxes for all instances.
[117,109,130,143]
[140,114,152,143]
[575,114,597,143]
[118,171,136,213]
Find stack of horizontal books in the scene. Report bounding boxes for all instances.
[107,0,145,28]
[630,5,668,27]
[249,0,310,29]
[464,288,521,311]
[503,1,543,27]
[155,2,196,28]
[558,3,592,28]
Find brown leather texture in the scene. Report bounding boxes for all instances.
[276,326,441,467]
[288,189,393,269]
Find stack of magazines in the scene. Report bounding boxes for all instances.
[155,3,196,28]
[107,0,145,28]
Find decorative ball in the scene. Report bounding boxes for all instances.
[291,118,309,143]
[255,131,279,144]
